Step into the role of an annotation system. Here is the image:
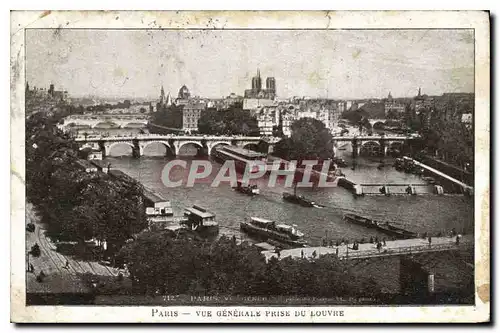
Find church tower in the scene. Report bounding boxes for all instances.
[252,68,262,91]
[159,85,166,106]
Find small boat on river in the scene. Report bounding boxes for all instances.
[234,180,259,196]
[282,184,317,207]
[240,217,308,248]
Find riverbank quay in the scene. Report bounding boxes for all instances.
[261,234,473,262]
[261,235,474,303]
[26,203,129,304]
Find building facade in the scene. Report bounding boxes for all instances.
[244,69,276,100]
[182,101,206,133]
[384,92,406,118]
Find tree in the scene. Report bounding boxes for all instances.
[273,117,333,164]
[150,105,183,129]
[197,107,259,136]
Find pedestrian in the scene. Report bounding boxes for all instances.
[377,242,382,252]
[428,236,432,246]
[336,247,339,256]
[370,236,374,244]
[29,263,34,273]
[64,260,69,269]
[301,249,304,259]
[312,250,317,259]
[383,238,386,246]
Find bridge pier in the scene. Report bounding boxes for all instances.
[132,139,141,158]
[351,139,361,159]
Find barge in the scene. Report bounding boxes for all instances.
[343,213,418,239]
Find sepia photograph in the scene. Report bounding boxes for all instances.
[10,10,490,323]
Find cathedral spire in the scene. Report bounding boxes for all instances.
[166,92,172,107]
[160,85,165,105]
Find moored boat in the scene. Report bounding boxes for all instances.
[240,217,308,248]
[212,145,267,174]
[343,213,417,239]
[282,192,316,207]
[143,188,175,229]
[182,205,219,236]
[234,180,259,195]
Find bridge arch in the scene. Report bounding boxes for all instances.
[93,121,120,129]
[141,140,174,156]
[122,122,148,129]
[242,142,260,152]
[177,140,204,156]
[387,141,404,156]
[372,121,386,131]
[208,141,231,155]
[107,141,135,156]
[360,141,381,156]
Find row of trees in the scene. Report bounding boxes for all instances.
[197,107,260,136]
[273,117,334,163]
[117,233,381,298]
[150,105,260,136]
[26,111,148,256]
[151,104,184,129]
[404,101,474,168]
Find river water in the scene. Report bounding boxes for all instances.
[104,143,474,246]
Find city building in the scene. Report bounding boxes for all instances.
[384,92,406,118]
[243,98,276,111]
[256,108,275,136]
[244,69,277,100]
[182,101,206,133]
[25,83,69,114]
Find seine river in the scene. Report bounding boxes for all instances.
[104,143,474,245]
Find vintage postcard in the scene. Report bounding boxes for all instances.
[10,11,490,323]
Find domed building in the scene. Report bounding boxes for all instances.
[178,85,191,100]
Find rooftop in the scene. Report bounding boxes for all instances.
[184,205,215,219]
[251,217,274,224]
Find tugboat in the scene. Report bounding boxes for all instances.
[233,180,259,196]
[343,213,417,239]
[332,157,348,168]
[182,205,219,236]
[240,217,308,248]
[282,184,316,207]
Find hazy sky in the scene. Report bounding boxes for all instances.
[26,29,474,99]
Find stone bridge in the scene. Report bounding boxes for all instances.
[331,135,416,156]
[61,114,149,129]
[76,134,278,157]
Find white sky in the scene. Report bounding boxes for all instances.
[25,29,474,100]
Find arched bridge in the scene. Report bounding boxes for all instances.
[76,134,279,157]
[331,134,417,157]
[61,114,149,129]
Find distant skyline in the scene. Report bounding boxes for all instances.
[26,29,474,100]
